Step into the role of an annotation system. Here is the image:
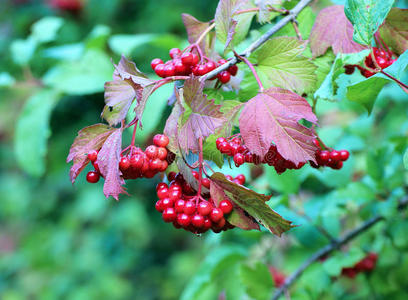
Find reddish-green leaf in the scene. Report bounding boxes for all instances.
[113,55,153,86]
[102,80,136,126]
[310,5,367,57]
[210,172,294,236]
[182,14,212,55]
[215,0,256,52]
[379,8,408,55]
[67,124,115,184]
[210,181,260,230]
[164,100,185,155]
[96,128,127,200]
[178,77,226,152]
[239,87,318,164]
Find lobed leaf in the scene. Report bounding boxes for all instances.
[310,5,367,57]
[344,0,394,46]
[211,172,294,236]
[239,87,318,164]
[182,14,212,56]
[252,37,317,94]
[96,128,127,200]
[67,123,116,183]
[379,8,408,55]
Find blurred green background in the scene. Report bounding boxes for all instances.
[1,1,408,300]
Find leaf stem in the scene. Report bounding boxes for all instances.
[380,70,408,90]
[196,137,204,203]
[235,52,264,93]
[194,22,216,46]
[291,19,302,40]
[130,120,138,147]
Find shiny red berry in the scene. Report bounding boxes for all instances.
[151,58,163,70]
[130,153,145,170]
[119,156,130,171]
[174,199,186,213]
[191,214,205,228]
[153,134,169,148]
[156,182,168,191]
[228,64,238,76]
[169,48,181,59]
[191,53,199,65]
[339,150,349,161]
[154,64,166,77]
[181,52,194,65]
[177,213,191,227]
[202,178,211,189]
[219,200,233,214]
[145,145,158,159]
[197,201,212,216]
[169,190,182,201]
[184,201,196,215]
[86,171,100,183]
[235,174,246,185]
[157,187,169,199]
[155,200,164,212]
[210,208,224,222]
[87,150,98,162]
[233,153,245,167]
[162,207,176,222]
[217,71,231,84]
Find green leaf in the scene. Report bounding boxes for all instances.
[379,8,408,55]
[31,16,64,43]
[240,262,274,300]
[43,49,113,95]
[15,89,61,176]
[314,50,370,101]
[346,49,408,112]
[0,72,16,87]
[276,6,315,40]
[313,49,335,88]
[403,148,408,170]
[203,134,224,168]
[344,0,395,45]
[10,37,37,66]
[252,37,317,94]
[180,246,246,300]
[108,34,156,56]
[210,172,295,236]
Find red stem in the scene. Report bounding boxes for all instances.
[130,120,138,147]
[236,53,264,93]
[380,71,408,90]
[196,137,204,205]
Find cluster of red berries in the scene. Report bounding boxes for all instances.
[216,136,305,174]
[85,134,173,183]
[344,47,396,78]
[310,139,349,170]
[155,172,246,234]
[341,252,378,278]
[269,267,286,288]
[150,48,238,83]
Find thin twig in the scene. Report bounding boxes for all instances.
[272,197,408,300]
[380,70,408,90]
[202,0,314,82]
[291,20,302,40]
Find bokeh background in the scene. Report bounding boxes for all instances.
[1,1,408,300]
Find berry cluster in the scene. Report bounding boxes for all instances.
[155,172,246,234]
[85,134,173,183]
[151,48,238,83]
[310,139,349,170]
[269,267,286,288]
[341,252,378,278]
[216,136,305,174]
[344,47,396,78]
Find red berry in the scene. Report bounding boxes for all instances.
[153,134,169,147]
[87,150,98,162]
[218,59,228,65]
[202,178,211,189]
[233,153,245,167]
[193,64,207,76]
[205,61,216,72]
[330,150,341,161]
[219,200,233,214]
[155,200,164,212]
[217,71,231,84]
[318,150,330,164]
[228,64,238,76]
[174,199,186,213]
[151,58,163,70]
[192,170,199,179]
[235,174,246,185]
[169,190,182,201]
[169,184,182,193]
[86,171,100,183]
[344,65,355,75]
[213,218,226,229]
[191,214,205,228]
[169,48,181,59]
[162,207,176,222]
[168,171,177,181]
[376,56,389,69]
[184,201,196,215]
[216,137,227,149]
[225,175,233,181]
[156,182,168,191]
[177,213,191,227]
[173,59,189,75]
[149,158,162,171]
[191,53,199,65]
[164,64,176,77]
[157,147,168,160]
[181,52,194,65]
[219,142,231,154]
[203,218,212,230]
[210,208,224,222]
[130,153,144,170]
[198,201,212,216]
[157,187,169,199]
[154,64,166,77]
[339,150,349,161]
[145,145,158,159]
[119,156,130,171]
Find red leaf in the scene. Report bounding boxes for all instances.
[310,5,367,57]
[67,124,115,184]
[102,80,137,126]
[379,8,408,55]
[182,14,212,56]
[210,181,260,230]
[178,77,226,152]
[96,128,127,200]
[239,87,318,164]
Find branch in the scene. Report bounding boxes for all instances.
[202,0,313,81]
[272,197,408,300]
